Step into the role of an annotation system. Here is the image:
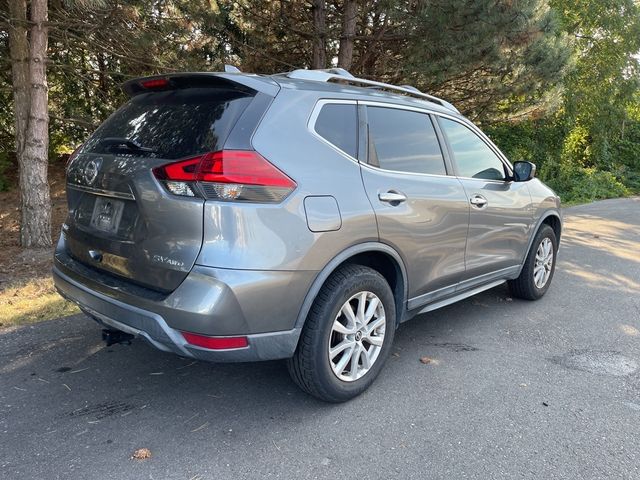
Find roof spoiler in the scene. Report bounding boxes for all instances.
[122,72,279,98]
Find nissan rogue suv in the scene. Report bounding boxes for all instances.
[53,68,562,402]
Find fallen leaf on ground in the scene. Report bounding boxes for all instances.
[420,357,439,365]
[131,448,152,460]
[620,324,639,336]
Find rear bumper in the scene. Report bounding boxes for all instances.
[53,244,315,362]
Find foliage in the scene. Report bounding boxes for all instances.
[404,1,572,120]
[613,119,640,191]
[0,0,638,204]
[547,166,630,204]
[550,0,640,186]
[0,152,10,192]
[486,118,567,173]
[491,0,640,203]
[490,114,638,203]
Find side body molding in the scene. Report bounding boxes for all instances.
[293,242,409,330]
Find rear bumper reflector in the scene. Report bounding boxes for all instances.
[181,332,248,350]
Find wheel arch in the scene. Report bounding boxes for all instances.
[541,213,562,244]
[516,210,562,277]
[294,243,409,333]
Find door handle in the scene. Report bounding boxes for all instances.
[378,191,407,205]
[469,194,488,208]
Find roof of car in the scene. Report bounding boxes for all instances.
[213,66,461,115]
[266,73,460,116]
[124,70,462,117]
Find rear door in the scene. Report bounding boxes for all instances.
[65,82,256,292]
[436,116,533,284]
[358,104,469,307]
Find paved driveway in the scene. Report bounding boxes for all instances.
[1,198,639,479]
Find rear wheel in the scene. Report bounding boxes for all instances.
[287,264,396,402]
[508,224,557,300]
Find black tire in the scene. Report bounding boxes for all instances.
[287,264,396,403]
[508,224,558,300]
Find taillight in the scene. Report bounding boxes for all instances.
[140,78,169,89]
[153,150,296,203]
[181,332,248,350]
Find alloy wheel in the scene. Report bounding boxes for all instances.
[328,291,386,382]
[534,237,554,288]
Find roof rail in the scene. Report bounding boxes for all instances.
[284,69,459,113]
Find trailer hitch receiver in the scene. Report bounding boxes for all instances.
[102,329,135,346]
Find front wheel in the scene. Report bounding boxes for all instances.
[508,224,558,300]
[287,264,396,402]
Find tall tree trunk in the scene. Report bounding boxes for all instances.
[311,0,326,69]
[338,0,357,70]
[17,0,52,247]
[8,0,29,165]
[96,52,109,94]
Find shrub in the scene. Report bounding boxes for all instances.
[547,165,629,204]
[489,118,636,203]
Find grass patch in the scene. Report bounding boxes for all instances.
[0,277,79,328]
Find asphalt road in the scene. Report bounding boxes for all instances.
[2,198,639,480]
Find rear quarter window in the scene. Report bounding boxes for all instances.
[314,103,358,158]
[82,88,253,160]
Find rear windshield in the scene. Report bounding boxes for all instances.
[82,88,253,159]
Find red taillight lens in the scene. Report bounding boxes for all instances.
[140,78,169,89]
[153,150,296,202]
[158,157,200,181]
[181,332,248,350]
[198,151,295,188]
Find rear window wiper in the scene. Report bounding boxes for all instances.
[98,137,157,154]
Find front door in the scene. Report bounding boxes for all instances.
[437,116,533,285]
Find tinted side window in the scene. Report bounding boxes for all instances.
[315,103,358,158]
[367,107,446,175]
[439,118,506,181]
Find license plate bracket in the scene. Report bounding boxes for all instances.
[90,196,125,234]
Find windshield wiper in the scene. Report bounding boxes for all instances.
[98,137,157,154]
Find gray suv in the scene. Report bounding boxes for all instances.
[54,68,561,402]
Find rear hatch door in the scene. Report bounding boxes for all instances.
[64,78,256,292]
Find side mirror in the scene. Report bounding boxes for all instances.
[513,161,536,182]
